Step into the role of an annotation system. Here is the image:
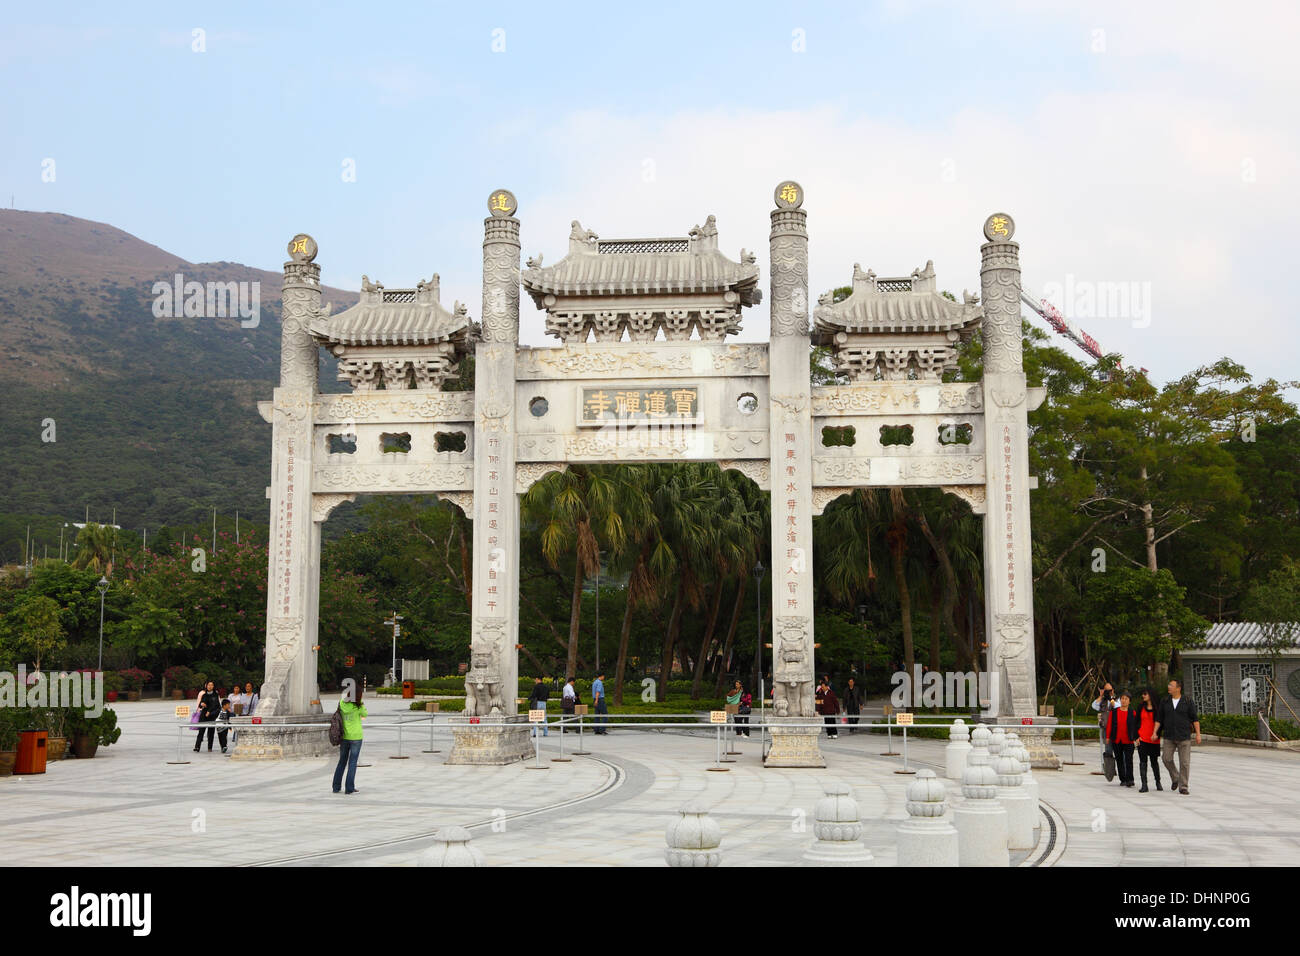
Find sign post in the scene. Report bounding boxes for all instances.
[526,709,548,770]
[895,711,916,774]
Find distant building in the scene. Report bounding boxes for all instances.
[1181,623,1300,717]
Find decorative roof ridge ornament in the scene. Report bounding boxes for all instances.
[568,220,599,254]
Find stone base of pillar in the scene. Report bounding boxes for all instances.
[982,717,1061,769]
[896,818,959,867]
[445,717,532,765]
[763,718,826,768]
[953,803,1009,867]
[230,716,331,760]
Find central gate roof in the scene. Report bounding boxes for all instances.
[522,215,761,305]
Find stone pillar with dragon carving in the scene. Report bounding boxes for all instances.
[447,190,531,765]
[764,182,824,768]
[978,214,1058,768]
[234,234,332,759]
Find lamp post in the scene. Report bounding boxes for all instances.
[752,559,765,696]
[384,612,403,686]
[96,576,109,671]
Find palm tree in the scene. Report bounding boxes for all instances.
[690,467,765,698]
[646,464,716,699]
[73,523,115,574]
[523,465,638,682]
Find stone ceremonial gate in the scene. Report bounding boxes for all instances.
[244,183,1057,768]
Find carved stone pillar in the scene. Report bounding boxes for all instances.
[259,234,324,721]
[978,214,1058,767]
[448,190,530,765]
[765,181,824,768]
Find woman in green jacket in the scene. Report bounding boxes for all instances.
[332,683,367,795]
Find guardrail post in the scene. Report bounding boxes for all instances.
[881,715,899,756]
[167,724,191,765]
[423,711,440,754]
[571,714,590,756]
[552,716,571,762]
[1062,720,1083,765]
[895,724,915,774]
[707,722,730,772]
[390,716,409,759]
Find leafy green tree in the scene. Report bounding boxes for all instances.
[2,593,66,670]
[1080,566,1208,683]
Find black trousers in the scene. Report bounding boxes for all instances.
[194,726,215,750]
[845,711,860,732]
[824,715,838,737]
[217,728,229,750]
[735,714,749,736]
[1138,741,1162,787]
[1114,742,1135,783]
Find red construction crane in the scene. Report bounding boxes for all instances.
[1018,287,1147,378]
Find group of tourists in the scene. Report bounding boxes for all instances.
[192,680,259,754]
[527,673,610,735]
[1092,678,1202,795]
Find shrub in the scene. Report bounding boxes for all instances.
[117,667,153,692]
[0,708,18,750]
[163,665,197,692]
[67,707,121,748]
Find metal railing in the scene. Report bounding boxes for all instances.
[167,712,1102,771]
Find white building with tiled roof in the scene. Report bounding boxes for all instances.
[1181,622,1300,716]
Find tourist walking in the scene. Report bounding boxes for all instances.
[332,682,367,795]
[842,677,862,733]
[817,678,840,739]
[592,671,609,734]
[1091,682,1119,777]
[194,681,221,752]
[216,698,233,754]
[1106,691,1139,787]
[1137,687,1163,792]
[1154,678,1201,795]
[561,677,577,731]
[727,680,751,737]
[528,677,550,737]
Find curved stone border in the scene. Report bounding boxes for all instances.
[1020,799,1067,868]
[250,753,626,866]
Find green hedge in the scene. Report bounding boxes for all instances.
[1201,712,1300,741]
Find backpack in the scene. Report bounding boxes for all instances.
[329,705,345,746]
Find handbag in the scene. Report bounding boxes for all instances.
[1103,750,1117,781]
[190,709,200,725]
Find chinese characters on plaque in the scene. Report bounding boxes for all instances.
[1003,423,1015,610]
[277,437,296,615]
[579,385,700,425]
[784,431,799,611]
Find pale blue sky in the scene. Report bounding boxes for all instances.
[4,1,1297,388]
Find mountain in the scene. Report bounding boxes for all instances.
[0,209,360,560]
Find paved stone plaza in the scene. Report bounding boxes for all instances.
[4,696,1297,867]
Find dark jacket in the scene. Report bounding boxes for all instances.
[1155,695,1199,742]
[817,687,839,716]
[1106,707,1140,744]
[842,684,862,714]
[199,690,222,721]
[528,682,550,706]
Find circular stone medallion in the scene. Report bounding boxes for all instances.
[983,213,1015,242]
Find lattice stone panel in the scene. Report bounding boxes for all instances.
[598,239,689,254]
[1240,662,1273,714]
[1190,662,1225,715]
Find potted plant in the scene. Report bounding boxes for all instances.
[117,668,152,702]
[37,708,69,761]
[102,671,124,702]
[67,707,121,759]
[163,665,196,700]
[0,709,17,776]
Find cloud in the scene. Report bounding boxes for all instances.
[509,83,1296,389]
